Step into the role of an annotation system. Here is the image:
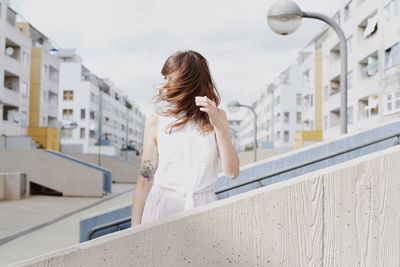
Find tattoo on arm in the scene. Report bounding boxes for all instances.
[140,160,155,181]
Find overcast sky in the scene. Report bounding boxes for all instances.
[11,0,343,119]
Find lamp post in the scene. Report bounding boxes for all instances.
[227,100,258,162]
[97,132,109,166]
[59,122,78,153]
[267,0,348,134]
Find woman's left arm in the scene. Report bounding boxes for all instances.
[196,96,240,179]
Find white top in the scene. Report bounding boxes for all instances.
[153,113,220,210]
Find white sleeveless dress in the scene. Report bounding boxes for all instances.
[141,113,220,224]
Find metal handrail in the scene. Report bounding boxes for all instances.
[87,216,131,240]
[214,132,400,195]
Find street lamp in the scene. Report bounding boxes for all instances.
[97,132,110,166]
[227,100,258,162]
[59,122,78,152]
[267,0,348,134]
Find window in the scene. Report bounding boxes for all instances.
[42,90,47,103]
[62,109,73,120]
[361,55,379,77]
[386,0,400,20]
[21,111,27,127]
[361,13,378,39]
[384,90,400,114]
[275,113,281,122]
[275,96,280,105]
[22,51,28,66]
[21,82,28,97]
[63,90,74,101]
[284,131,290,142]
[42,64,48,78]
[89,129,96,138]
[276,131,281,141]
[296,93,302,105]
[303,70,310,83]
[62,128,73,139]
[90,93,96,103]
[80,109,86,120]
[80,128,85,139]
[347,71,354,88]
[90,111,95,120]
[344,1,353,22]
[385,43,400,69]
[296,112,301,123]
[284,112,290,123]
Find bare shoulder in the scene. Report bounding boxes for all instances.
[145,113,159,129]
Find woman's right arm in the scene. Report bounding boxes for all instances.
[131,114,159,226]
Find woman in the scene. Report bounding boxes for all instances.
[131,50,240,226]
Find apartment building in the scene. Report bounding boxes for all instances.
[0,0,31,136]
[321,0,400,140]
[57,50,145,154]
[294,30,329,148]
[17,22,61,150]
[235,63,302,150]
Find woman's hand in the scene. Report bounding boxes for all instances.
[195,96,224,130]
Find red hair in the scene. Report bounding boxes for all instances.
[152,50,221,134]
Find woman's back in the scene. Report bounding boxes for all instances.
[141,113,220,223]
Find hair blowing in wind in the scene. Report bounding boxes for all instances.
[152,50,221,134]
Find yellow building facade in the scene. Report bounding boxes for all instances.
[18,23,60,151]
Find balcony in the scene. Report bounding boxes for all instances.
[2,71,20,106]
[0,119,23,135]
[0,87,20,107]
[357,11,379,58]
[48,102,59,118]
[328,62,340,81]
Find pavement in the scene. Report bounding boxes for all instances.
[0,183,135,266]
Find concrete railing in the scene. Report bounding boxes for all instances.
[46,150,112,193]
[0,149,108,197]
[11,145,400,266]
[78,119,400,243]
[0,173,29,201]
[216,118,400,198]
[65,153,139,183]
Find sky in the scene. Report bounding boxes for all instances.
[10,0,343,119]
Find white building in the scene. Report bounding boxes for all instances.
[57,50,145,154]
[321,0,400,140]
[0,0,31,136]
[235,62,302,150]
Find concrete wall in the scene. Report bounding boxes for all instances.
[0,136,36,149]
[0,149,105,197]
[11,145,400,266]
[0,173,29,200]
[66,153,139,183]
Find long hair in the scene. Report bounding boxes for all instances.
[152,50,221,134]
